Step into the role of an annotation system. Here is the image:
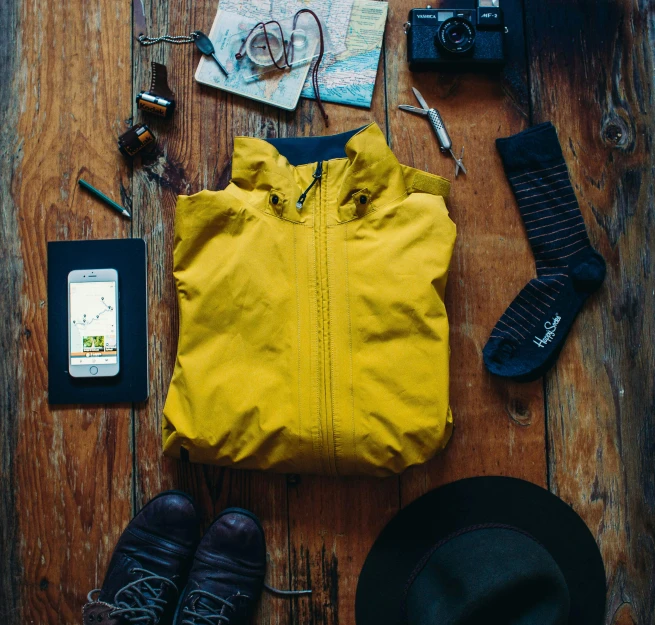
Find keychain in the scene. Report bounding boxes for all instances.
[137,31,229,77]
[133,0,228,75]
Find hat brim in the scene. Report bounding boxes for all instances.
[355,476,605,625]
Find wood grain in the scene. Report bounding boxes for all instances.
[526,1,655,623]
[0,0,23,618]
[1,0,134,622]
[1,0,654,623]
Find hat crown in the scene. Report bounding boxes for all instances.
[405,527,570,625]
[356,477,606,625]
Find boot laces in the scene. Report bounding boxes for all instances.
[180,585,311,625]
[87,567,178,624]
[180,589,239,625]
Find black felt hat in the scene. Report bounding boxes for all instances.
[356,477,605,625]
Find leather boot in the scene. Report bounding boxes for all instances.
[173,508,266,625]
[84,490,199,625]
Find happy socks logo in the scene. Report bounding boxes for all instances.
[533,314,562,348]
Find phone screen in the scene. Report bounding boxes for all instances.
[69,281,118,366]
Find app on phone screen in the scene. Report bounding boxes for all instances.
[69,281,118,365]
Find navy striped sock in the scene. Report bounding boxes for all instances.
[483,122,606,382]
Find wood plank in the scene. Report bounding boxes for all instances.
[0,0,23,617]
[281,34,402,625]
[0,0,134,622]
[0,0,25,621]
[388,0,548,505]
[287,474,399,625]
[129,2,291,624]
[525,1,655,623]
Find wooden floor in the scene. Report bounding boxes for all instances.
[1,0,653,623]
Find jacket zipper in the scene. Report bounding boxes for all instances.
[308,161,337,475]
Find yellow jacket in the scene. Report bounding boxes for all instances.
[163,123,456,476]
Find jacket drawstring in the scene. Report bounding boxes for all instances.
[296,161,323,211]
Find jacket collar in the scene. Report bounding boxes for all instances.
[230,124,409,224]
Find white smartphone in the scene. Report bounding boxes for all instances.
[68,269,120,377]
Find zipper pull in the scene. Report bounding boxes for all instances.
[296,161,323,211]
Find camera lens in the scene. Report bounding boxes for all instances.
[448,26,466,44]
[436,17,476,55]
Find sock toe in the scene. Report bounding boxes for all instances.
[572,252,606,292]
[483,336,518,373]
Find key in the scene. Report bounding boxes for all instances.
[193,31,229,77]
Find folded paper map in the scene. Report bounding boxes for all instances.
[301,0,388,109]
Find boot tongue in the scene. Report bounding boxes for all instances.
[187,555,258,607]
[98,554,143,604]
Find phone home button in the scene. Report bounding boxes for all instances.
[89,366,99,375]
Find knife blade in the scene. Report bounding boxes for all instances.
[412,87,431,112]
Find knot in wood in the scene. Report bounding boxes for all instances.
[601,116,630,148]
[506,398,532,426]
[287,473,302,486]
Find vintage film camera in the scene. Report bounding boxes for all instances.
[405,1,505,71]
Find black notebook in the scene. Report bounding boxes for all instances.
[47,238,149,404]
